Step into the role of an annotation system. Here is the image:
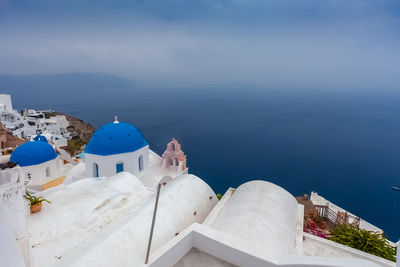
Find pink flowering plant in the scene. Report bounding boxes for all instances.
[304,217,327,239]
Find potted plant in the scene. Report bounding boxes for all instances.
[24,191,51,214]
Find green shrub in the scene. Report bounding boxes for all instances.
[216,193,222,200]
[67,139,85,155]
[328,224,396,262]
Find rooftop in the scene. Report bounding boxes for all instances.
[85,121,148,156]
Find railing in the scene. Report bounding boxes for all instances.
[315,205,360,226]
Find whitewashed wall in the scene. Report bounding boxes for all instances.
[21,157,63,189]
[0,166,32,267]
[85,145,149,178]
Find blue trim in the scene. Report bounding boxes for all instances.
[116,162,124,173]
[94,163,99,177]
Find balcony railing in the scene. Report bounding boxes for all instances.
[315,204,360,226]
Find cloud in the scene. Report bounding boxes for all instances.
[1,0,400,90]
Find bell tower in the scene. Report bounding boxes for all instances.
[161,138,187,172]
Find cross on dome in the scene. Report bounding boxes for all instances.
[114,115,119,124]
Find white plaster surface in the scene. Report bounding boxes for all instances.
[210,180,299,260]
[149,223,382,267]
[203,187,235,226]
[0,210,25,267]
[0,167,26,239]
[29,172,151,267]
[63,161,87,184]
[28,173,217,267]
[303,233,395,267]
[174,248,236,267]
[149,180,391,267]
[0,166,32,266]
[68,174,217,267]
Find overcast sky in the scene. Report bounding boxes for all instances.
[1,0,400,90]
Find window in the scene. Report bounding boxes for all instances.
[26,172,31,180]
[172,143,175,151]
[116,162,124,173]
[46,167,51,177]
[93,163,99,177]
[138,155,144,171]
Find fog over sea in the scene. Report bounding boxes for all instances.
[2,73,399,240]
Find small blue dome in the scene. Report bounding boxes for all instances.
[10,141,58,167]
[85,122,148,156]
[33,135,48,142]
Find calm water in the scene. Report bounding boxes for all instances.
[4,80,400,241]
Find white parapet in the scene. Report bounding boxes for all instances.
[0,166,32,266]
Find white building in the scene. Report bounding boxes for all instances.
[0,94,70,140]
[64,120,187,189]
[30,133,68,147]
[84,119,149,178]
[9,136,72,191]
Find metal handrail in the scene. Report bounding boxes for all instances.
[314,204,360,226]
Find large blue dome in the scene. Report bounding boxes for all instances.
[10,141,58,167]
[85,122,148,156]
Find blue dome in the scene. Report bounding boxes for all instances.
[10,141,58,167]
[85,122,148,156]
[33,135,48,142]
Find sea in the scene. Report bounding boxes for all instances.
[2,73,400,241]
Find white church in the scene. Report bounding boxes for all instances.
[1,118,398,267]
[9,135,73,191]
[84,119,149,178]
